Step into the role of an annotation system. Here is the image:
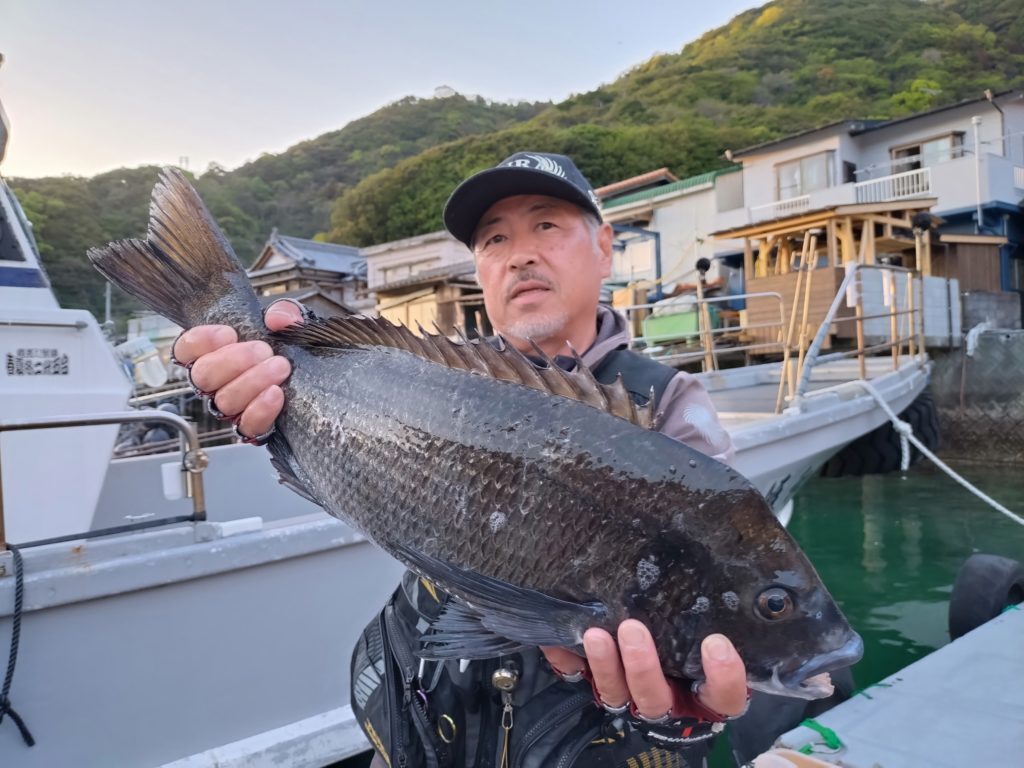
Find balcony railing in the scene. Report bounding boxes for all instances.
[750,195,810,222]
[854,167,931,204]
[1015,165,1024,191]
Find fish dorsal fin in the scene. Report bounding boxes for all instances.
[274,315,655,428]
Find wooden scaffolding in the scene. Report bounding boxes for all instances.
[712,199,938,352]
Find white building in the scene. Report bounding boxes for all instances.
[361,230,480,335]
[716,90,1024,295]
[361,230,471,292]
[599,167,745,296]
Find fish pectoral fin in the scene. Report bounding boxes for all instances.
[394,543,607,653]
[266,433,323,507]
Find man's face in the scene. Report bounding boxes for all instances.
[472,194,612,346]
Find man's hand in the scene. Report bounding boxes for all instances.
[541,621,747,720]
[171,301,303,437]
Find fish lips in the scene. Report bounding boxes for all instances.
[750,631,865,701]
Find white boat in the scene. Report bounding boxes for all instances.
[617,261,940,526]
[0,103,403,766]
[0,103,935,766]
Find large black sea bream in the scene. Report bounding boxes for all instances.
[89,170,862,699]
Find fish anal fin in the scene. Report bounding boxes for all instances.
[418,601,525,660]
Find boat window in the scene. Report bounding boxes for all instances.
[0,186,28,262]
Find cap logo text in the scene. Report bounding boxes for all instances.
[502,154,567,178]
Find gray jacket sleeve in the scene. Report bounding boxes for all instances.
[655,371,735,465]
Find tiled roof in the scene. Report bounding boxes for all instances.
[601,166,740,211]
[270,231,366,277]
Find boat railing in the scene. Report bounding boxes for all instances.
[615,262,926,414]
[0,410,208,552]
[127,382,193,407]
[617,291,788,371]
[113,425,235,459]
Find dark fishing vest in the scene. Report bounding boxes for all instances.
[350,346,702,768]
[590,348,678,408]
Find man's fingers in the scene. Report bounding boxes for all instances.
[540,646,587,677]
[172,326,237,366]
[189,341,274,394]
[235,385,285,439]
[211,355,291,419]
[616,620,673,718]
[583,628,629,708]
[265,301,304,332]
[697,634,748,717]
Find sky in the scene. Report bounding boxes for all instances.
[0,0,759,179]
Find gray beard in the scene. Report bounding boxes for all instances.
[500,310,570,346]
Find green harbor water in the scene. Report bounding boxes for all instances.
[788,462,1024,690]
[706,463,1024,766]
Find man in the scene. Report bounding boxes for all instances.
[174,152,749,766]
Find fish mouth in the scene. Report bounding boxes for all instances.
[749,632,864,701]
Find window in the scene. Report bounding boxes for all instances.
[1,189,28,262]
[775,151,835,200]
[891,133,964,174]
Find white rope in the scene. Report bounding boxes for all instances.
[855,381,1024,528]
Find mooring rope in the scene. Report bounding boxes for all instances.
[855,380,1024,528]
[0,545,35,746]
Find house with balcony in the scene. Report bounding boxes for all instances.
[714,90,1024,298]
[361,230,483,335]
[247,229,372,316]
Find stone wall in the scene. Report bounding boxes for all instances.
[962,291,1022,331]
[930,329,1024,464]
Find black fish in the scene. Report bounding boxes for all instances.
[88,170,862,699]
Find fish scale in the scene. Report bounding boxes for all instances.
[87,168,864,698]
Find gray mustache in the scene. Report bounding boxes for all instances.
[505,271,554,301]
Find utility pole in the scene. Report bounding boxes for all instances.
[971,116,983,233]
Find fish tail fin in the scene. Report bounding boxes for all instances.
[88,168,264,333]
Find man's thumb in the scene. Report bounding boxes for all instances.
[264,299,305,331]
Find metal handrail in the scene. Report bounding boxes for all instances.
[792,263,925,405]
[0,319,88,330]
[128,383,193,407]
[0,411,208,551]
[614,290,782,370]
[113,426,235,459]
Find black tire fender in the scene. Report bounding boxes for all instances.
[821,390,941,478]
[948,554,1024,640]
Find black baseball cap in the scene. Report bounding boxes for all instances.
[443,152,603,247]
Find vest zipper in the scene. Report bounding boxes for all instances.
[511,691,592,768]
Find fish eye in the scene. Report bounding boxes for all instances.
[756,587,794,620]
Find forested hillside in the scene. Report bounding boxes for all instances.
[324,0,1024,244]
[10,0,1024,320]
[11,94,545,319]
